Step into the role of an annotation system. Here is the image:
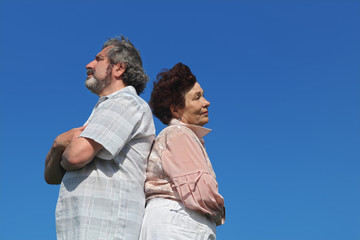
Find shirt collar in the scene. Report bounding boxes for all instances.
[169,118,212,139]
[98,86,137,103]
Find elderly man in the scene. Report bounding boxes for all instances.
[44,36,155,240]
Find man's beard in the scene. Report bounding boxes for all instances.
[85,69,111,95]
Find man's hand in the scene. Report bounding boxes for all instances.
[53,126,87,151]
[44,126,86,184]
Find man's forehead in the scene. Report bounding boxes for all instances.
[97,45,113,57]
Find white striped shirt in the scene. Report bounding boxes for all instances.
[56,86,155,240]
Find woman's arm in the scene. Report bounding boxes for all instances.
[162,129,225,224]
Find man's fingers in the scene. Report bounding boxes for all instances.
[78,125,87,131]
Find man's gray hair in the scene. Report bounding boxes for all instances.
[102,36,149,94]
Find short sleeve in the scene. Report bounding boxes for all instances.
[162,128,225,225]
[80,95,142,160]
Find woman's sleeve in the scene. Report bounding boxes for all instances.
[162,129,225,225]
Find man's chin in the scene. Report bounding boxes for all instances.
[85,77,101,94]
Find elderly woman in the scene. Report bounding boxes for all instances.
[140,63,225,239]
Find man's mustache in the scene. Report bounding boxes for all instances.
[87,69,95,75]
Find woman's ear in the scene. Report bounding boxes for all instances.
[170,105,181,119]
[113,62,127,78]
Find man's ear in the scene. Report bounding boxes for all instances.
[170,104,182,119]
[113,62,126,78]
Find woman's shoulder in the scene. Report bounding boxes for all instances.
[156,124,196,143]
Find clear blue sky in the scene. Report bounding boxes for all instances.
[1,1,359,239]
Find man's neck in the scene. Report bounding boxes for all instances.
[98,80,126,97]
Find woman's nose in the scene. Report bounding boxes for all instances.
[203,98,210,107]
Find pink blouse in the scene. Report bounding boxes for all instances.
[144,119,225,225]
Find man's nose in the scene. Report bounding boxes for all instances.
[86,60,96,69]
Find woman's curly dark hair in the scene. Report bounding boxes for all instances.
[149,63,197,125]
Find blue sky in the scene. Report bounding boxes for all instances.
[0,1,359,239]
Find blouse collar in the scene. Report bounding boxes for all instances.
[169,118,212,139]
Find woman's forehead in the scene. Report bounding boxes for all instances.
[187,82,203,94]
